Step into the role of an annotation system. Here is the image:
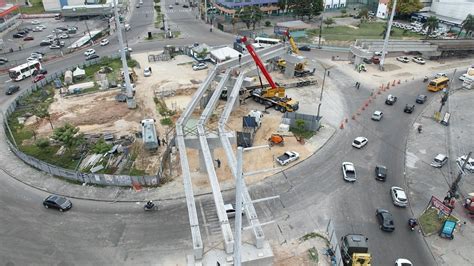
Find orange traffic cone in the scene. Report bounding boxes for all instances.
[392,80,396,86]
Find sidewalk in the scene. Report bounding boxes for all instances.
[405,86,474,265]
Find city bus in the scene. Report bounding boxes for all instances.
[9,60,42,81]
[427,76,449,92]
[254,37,281,48]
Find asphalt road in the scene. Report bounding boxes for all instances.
[0,2,467,264]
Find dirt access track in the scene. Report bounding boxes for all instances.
[27,51,324,186]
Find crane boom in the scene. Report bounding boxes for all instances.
[286,31,300,55]
[241,36,277,89]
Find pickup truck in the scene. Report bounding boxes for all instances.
[276,151,300,166]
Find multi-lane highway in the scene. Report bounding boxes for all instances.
[0,0,466,264]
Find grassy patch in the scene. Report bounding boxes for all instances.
[307,22,421,41]
[300,232,329,243]
[129,167,147,176]
[20,0,45,14]
[20,145,80,169]
[290,127,315,139]
[419,207,459,235]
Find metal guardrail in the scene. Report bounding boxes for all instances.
[2,54,168,187]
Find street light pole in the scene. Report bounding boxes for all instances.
[379,0,397,70]
[316,67,329,119]
[450,152,472,196]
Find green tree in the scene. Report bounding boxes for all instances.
[388,0,423,17]
[288,0,322,20]
[359,8,369,20]
[238,7,253,29]
[51,123,84,150]
[458,14,474,38]
[423,16,439,39]
[310,0,324,19]
[323,17,335,28]
[251,6,263,30]
[92,138,112,154]
[277,0,287,14]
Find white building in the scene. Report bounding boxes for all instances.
[429,0,474,22]
[42,0,84,12]
[324,0,347,9]
[376,0,389,19]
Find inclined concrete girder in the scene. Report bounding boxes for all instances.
[175,66,219,259]
[218,69,265,249]
[196,69,235,254]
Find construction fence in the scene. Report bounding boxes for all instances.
[283,112,321,131]
[2,54,174,187]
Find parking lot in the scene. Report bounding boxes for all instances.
[0,17,104,68]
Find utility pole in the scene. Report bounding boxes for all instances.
[449,152,472,197]
[434,69,456,121]
[316,64,331,120]
[379,0,397,71]
[84,20,94,45]
[234,147,244,266]
[114,0,136,109]
[318,16,323,49]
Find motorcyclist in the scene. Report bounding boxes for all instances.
[423,75,428,82]
[145,201,155,210]
[408,218,418,230]
[417,125,422,133]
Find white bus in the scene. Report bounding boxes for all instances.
[254,37,281,48]
[9,60,42,81]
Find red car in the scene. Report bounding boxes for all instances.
[32,74,45,83]
[23,36,34,41]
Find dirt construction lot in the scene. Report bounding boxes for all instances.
[27,51,324,185]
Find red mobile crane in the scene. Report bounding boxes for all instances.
[240,36,299,112]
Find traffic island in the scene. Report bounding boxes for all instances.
[419,207,459,236]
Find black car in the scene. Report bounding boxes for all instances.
[416,94,427,104]
[182,4,189,8]
[13,33,25,38]
[376,208,395,232]
[86,54,100,61]
[34,68,48,76]
[5,85,20,95]
[375,165,387,181]
[40,41,52,46]
[0,57,8,64]
[56,26,68,31]
[404,104,415,113]
[43,195,72,212]
[298,45,311,51]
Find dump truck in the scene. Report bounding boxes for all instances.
[340,234,371,266]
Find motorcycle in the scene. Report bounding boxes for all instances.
[408,218,418,231]
[423,76,429,82]
[417,125,422,133]
[144,202,158,211]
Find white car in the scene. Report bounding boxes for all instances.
[342,162,356,182]
[352,137,368,149]
[371,110,383,121]
[456,155,474,172]
[192,62,208,71]
[37,25,46,30]
[100,39,109,46]
[374,51,387,56]
[391,186,408,207]
[118,47,133,53]
[412,56,425,64]
[33,26,43,32]
[49,44,60,49]
[396,56,409,63]
[430,154,448,168]
[459,74,472,81]
[224,203,245,219]
[58,33,69,39]
[84,49,96,56]
[395,258,412,266]
[31,20,40,25]
[30,53,43,59]
[144,68,151,77]
[435,73,448,79]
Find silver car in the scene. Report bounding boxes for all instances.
[391,186,408,207]
[430,154,448,168]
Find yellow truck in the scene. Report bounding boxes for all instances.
[340,234,371,266]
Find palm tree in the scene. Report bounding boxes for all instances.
[423,16,439,39]
[458,14,474,38]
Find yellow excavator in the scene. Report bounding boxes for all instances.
[277,31,314,77]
